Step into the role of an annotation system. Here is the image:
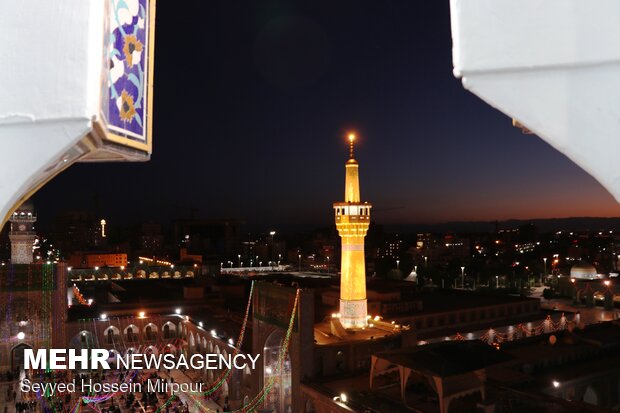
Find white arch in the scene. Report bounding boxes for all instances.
[189,332,196,350]
[162,322,176,339]
[243,366,251,388]
[145,345,159,356]
[103,326,120,344]
[584,386,599,405]
[144,323,158,340]
[74,330,95,348]
[143,323,158,333]
[124,324,139,342]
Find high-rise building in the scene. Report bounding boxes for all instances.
[9,200,36,264]
[333,133,372,329]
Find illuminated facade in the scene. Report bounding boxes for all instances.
[334,134,371,329]
[9,201,36,264]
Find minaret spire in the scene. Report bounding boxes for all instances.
[348,133,355,159]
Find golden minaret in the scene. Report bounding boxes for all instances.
[334,133,371,329]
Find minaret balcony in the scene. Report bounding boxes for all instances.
[10,215,37,222]
[335,215,371,224]
[9,230,36,236]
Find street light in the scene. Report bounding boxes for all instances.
[298,254,302,272]
[461,266,465,288]
[327,256,330,273]
[238,254,241,267]
[543,257,548,284]
[496,275,499,288]
[424,256,428,268]
[396,259,400,270]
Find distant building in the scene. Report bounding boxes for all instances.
[52,211,106,254]
[570,261,599,280]
[68,252,128,269]
[138,221,165,256]
[172,218,241,259]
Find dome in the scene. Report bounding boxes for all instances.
[570,261,597,279]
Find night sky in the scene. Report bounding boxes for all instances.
[33,1,620,230]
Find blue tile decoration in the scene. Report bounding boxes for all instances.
[105,0,149,143]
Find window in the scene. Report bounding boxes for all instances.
[336,350,345,372]
[127,327,135,342]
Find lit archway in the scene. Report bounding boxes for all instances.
[144,323,158,340]
[145,345,159,356]
[263,329,291,413]
[11,343,32,371]
[584,386,599,406]
[124,325,139,342]
[104,326,120,344]
[69,331,95,350]
[162,322,176,339]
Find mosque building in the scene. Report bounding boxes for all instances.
[0,201,67,372]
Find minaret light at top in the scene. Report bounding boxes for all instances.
[334,132,371,329]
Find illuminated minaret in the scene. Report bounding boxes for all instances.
[334,133,371,329]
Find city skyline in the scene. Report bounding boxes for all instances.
[30,1,620,228]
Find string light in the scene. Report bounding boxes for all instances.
[42,281,302,413]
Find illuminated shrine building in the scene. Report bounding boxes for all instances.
[9,200,36,264]
[334,134,371,329]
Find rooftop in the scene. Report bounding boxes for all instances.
[374,340,512,378]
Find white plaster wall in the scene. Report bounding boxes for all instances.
[450,0,620,202]
[0,0,106,224]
